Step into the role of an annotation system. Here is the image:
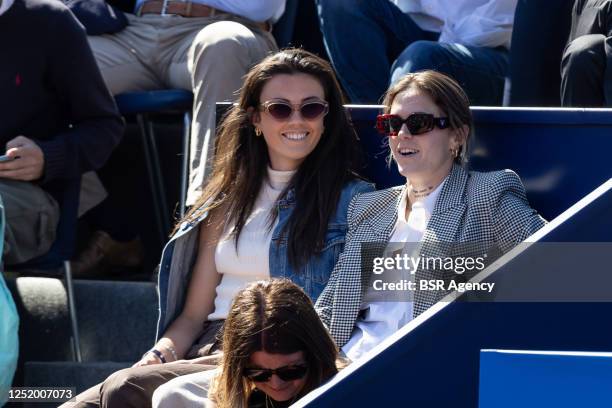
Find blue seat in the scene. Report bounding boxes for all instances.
[115,90,193,115]
[115,89,194,244]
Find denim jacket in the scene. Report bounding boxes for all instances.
[155,179,374,339]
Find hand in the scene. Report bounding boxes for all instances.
[0,136,45,181]
[132,351,163,368]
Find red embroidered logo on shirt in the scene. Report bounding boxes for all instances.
[15,74,22,86]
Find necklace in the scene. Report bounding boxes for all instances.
[410,185,434,198]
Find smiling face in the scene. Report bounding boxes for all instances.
[252,73,326,171]
[389,87,463,185]
[248,350,307,402]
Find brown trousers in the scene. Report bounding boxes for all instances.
[61,320,224,407]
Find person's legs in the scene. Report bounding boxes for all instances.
[561,34,607,107]
[0,179,59,265]
[315,0,435,103]
[164,19,277,205]
[88,14,165,94]
[390,40,509,106]
[61,362,211,408]
[509,0,574,106]
[75,16,168,277]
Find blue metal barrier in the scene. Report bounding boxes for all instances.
[479,350,612,408]
[349,106,612,221]
[295,179,612,407]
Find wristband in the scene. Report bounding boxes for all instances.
[148,348,166,363]
[161,344,178,361]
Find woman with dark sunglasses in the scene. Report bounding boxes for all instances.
[152,279,338,407]
[64,49,372,407]
[315,70,547,361]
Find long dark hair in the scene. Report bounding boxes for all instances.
[183,48,362,267]
[212,279,339,408]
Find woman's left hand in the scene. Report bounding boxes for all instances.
[132,352,164,367]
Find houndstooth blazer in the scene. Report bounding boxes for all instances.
[315,164,547,347]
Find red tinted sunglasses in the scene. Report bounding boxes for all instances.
[260,100,329,121]
[376,113,449,136]
[244,364,308,382]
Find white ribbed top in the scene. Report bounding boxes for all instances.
[208,168,294,320]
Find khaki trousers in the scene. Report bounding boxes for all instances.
[0,179,59,265]
[88,13,277,206]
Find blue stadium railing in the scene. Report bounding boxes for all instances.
[479,350,612,407]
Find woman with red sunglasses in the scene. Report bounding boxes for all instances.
[316,70,547,361]
[63,49,372,407]
[153,279,338,407]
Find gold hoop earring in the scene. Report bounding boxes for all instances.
[255,127,262,137]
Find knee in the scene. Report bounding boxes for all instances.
[391,41,446,82]
[403,41,447,69]
[562,34,605,75]
[151,380,176,407]
[100,367,140,405]
[191,21,257,61]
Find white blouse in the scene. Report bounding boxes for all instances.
[392,0,517,49]
[343,179,446,362]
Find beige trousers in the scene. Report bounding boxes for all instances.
[88,13,277,206]
[0,179,59,265]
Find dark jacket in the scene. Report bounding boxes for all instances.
[0,0,123,198]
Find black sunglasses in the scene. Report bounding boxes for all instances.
[244,364,308,382]
[260,100,329,121]
[376,113,449,136]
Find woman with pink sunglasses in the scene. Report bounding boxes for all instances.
[64,48,372,408]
